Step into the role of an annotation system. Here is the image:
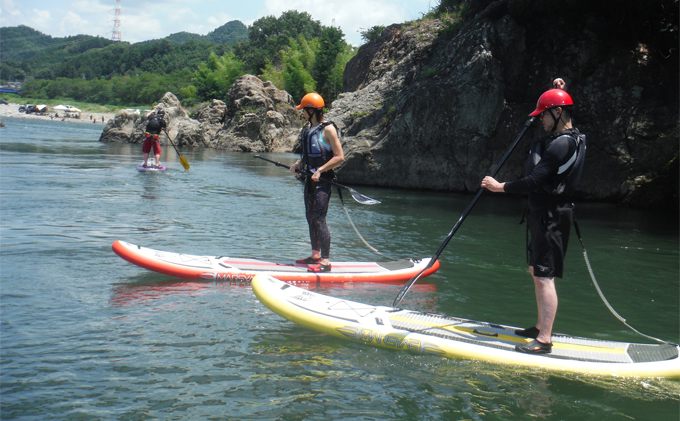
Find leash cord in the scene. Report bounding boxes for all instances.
[574,215,671,345]
[337,187,391,259]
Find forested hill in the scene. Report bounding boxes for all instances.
[0,25,113,62]
[0,21,247,81]
[142,20,248,45]
[3,10,355,108]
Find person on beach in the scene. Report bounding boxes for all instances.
[481,78,586,354]
[289,93,344,273]
[142,108,167,168]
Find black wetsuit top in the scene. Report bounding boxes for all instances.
[504,129,584,210]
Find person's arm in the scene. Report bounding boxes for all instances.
[483,137,573,194]
[503,137,572,194]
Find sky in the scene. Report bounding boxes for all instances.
[0,0,436,46]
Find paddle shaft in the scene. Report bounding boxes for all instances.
[164,129,190,170]
[254,155,378,203]
[392,117,536,308]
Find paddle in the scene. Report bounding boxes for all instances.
[164,129,190,170]
[392,117,536,308]
[254,155,381,205]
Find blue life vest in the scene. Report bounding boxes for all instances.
[301,121,341,178]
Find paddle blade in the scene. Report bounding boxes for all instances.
[348,188,381,205]
[180,156,190,170]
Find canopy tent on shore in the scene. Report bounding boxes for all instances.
[53,105,81,113]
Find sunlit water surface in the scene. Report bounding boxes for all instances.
[1,117,678,420]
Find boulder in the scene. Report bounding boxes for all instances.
[99,78,303,153]
[213,75,302,152]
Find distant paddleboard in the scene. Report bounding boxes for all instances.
[252,274,680,379]
[137,159,166,172]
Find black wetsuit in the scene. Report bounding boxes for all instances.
[301,124,336,259]
[505,129,586,278]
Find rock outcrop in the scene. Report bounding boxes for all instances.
[212,75,302,152]
[329,6,678,210]
[98,4,677,210]
[99,77,302,153]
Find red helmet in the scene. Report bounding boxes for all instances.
[296,93,324,110]
[529,89,573,116]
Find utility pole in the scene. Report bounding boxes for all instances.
[111,0,122,42]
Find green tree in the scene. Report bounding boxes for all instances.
[327,45,357,101]
[280,40,316,102]
[359,25,385,43]
[259,36,319,101]
[312,26,345,101]
[193,51,245,101]
[237,10,323,74]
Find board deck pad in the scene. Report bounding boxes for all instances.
[252,274,680,379]
[112,240,440,283]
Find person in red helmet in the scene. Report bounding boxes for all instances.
[289,93,344,273]
[481,78,586,354]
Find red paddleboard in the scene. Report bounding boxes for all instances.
[112,240,440,284]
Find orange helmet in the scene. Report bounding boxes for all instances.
[296,93,325,110]
[529,89,573,116]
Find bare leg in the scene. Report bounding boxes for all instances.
[143,152,150,166]
[155,153,161,167]
[529,267,541,328]
[532,273,558,343]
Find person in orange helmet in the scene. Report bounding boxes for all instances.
[289,93,344,273]
[481,78,586,354]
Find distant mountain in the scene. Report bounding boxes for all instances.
[0,25,114,62]
[205,20,248,44]
[140,20,248,46]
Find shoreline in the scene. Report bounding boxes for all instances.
[0,103,117,124]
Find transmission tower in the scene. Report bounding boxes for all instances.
[111,0,122,42]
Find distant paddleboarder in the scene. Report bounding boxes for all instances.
[142,108,167,169]
[289,93,344,273]
[481,78,586,354]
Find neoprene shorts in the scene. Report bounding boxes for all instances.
[527,204,573,278]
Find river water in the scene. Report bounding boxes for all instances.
[1,117,678,420]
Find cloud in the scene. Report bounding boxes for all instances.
[30,8,52,27]
[207,12,238,28]
[263,0,425,45]
[59,12,89,35]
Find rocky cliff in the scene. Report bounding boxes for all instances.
[100,1,678,211]
[332,2,678,211]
